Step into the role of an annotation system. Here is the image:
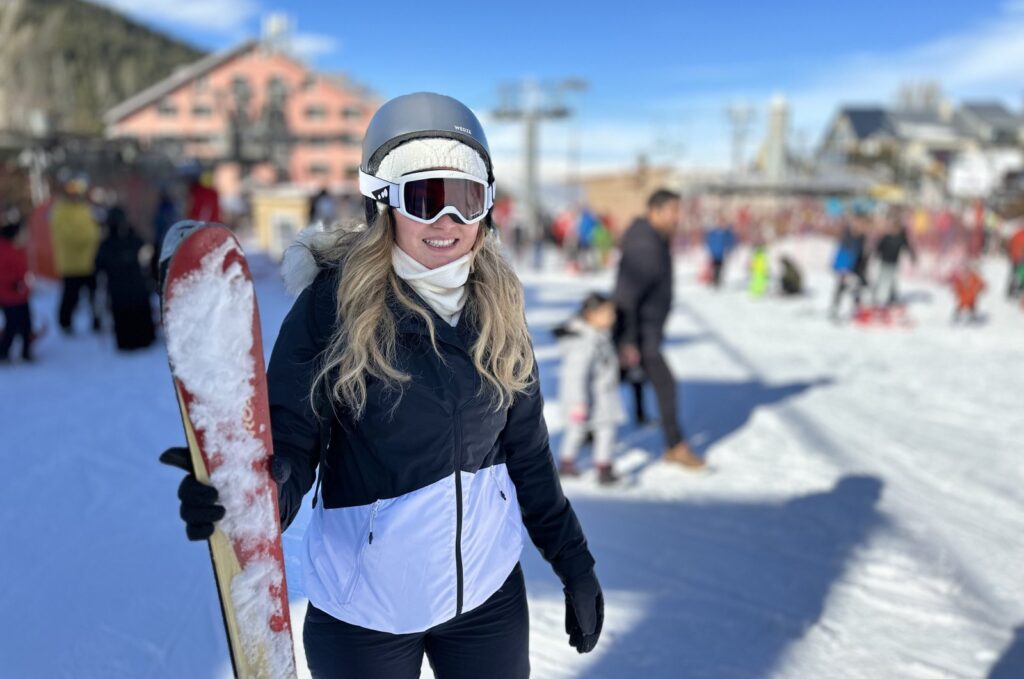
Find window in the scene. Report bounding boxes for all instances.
[192,104,213,118]
[345,165,360,179]
[305,104,327,120]
[157,99,178,117]
[307,136,328,147]
[231,75,251,98]
[338,133,359,147]
[308,163,330,177]
[267,76,287,103]
[340,106,363,120]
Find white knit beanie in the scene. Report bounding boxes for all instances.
[375,138,488,183]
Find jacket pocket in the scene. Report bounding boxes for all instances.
[341,500,381,604]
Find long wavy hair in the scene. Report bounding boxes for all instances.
[310,211,535,419]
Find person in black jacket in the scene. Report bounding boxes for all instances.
[161,93,601,679]
[613,189,704,469]
[871,208,916,307]
[95,206,155,350]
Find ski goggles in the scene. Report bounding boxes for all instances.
[359,169,495,224]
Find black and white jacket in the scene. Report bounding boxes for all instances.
[267,262,594,634]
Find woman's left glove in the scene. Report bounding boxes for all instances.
[563,569,604,653]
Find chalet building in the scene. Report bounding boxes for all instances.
[818,102,1023,179]
[104,37,377,199]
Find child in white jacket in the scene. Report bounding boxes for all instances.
[555,293,625,484]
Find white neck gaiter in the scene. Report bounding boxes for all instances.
[391,246,472,326]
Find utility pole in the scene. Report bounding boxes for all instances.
[725,103,756,175]
[494,78,586,267]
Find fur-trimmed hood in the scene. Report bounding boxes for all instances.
[280,222,338,295]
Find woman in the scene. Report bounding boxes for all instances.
[163,93,602,678]
[95,206,156,350]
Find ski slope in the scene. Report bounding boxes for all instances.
[1,237,1021,678]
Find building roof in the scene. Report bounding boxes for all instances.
[888,109,960,143]
[104,41,258,125]
[960,101,1023,133]
[841,107,894,140]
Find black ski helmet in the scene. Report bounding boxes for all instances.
[361,92,494,225]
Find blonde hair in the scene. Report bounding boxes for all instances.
[311,212,535,419]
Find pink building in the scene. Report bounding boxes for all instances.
[104,39,377,199]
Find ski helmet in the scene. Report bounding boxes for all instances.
[360,92,494,225]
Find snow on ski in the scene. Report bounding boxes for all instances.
[161,221,296,679]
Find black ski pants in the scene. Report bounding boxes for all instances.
[1,303,32,360]
[637,328,684,448]
[58,274,100,332]
[303,563,530,679]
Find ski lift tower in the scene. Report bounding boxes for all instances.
[494,78,587,268]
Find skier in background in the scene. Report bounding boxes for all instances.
[615,189,704,469]
[50,174,102,334]
[150,186,179,275]
[872,207,917,307]
[186,169,221,223]
[950,261,986,323]
[830,209,869,320]
[555,293,625,484]
[95,207,156,351]
[705,215,736,288]
[748,235,769,297]
[161,93,602,679]
[0,211,33,363]
[309,186,338,226]
[779,256,803,296]
[1006,221,1024,299]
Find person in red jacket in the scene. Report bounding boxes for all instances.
[0,214,33,362]
[185,170,221,223]
[950,261,986,323]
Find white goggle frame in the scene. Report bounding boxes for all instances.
[359,169,495,225]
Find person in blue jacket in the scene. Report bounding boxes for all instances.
[161,93,602,679]
[705,216,736,288]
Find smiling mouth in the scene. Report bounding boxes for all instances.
[423,238,458,249]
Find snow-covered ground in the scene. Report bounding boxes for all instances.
[2,237,1022,678]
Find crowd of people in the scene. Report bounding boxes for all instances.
[545,191,1024,484]
[0,169,223,364]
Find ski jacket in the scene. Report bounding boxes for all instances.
[50,199,100,277]
[0,239,29,306]
[705,226,736,261]
[875,229,915,265]
[834,228,867,275]
[95,233,150,308]
[555,318,625,428]
[614,218,673,346]
[267,267,593,634]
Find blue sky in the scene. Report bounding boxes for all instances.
[97,0,1024,182]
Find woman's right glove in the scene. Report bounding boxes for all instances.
[159,447,293,541]
[159,447,224,541]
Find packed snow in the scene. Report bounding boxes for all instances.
[163,237,295,678]
[1,236,1021,678]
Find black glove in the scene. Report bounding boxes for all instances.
[160,447,293,540]
[159,446,225,541]
[564,569,604,654]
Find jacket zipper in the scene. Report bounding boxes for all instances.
[489,465,507,501]
[368,500,380,544]
[454,415,464,616]
[342,499,380,605]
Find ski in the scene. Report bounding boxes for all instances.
[159,221,297,679]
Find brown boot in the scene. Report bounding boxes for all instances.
[663,443,705,469]
[559,459,581,477]
[596,463,620,485]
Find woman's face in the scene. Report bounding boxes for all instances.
[393,212,480,269]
